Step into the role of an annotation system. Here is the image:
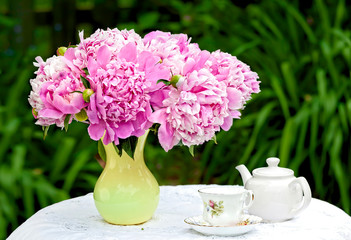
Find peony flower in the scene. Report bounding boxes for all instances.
[143,30,201,75]
[85,43,168,145]
[149,58,229,151]
[38,72,86,123]
[65,28,145,72]
[28,55,85,127]
[28,28,260,154]
[207,50,260,130]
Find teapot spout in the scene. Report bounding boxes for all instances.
[236,165,252,186]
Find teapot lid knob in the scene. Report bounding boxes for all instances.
[267,157,280,167]
[253,157,293,177]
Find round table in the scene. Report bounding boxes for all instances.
[7,185,351,240]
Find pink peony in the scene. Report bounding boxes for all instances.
[143,30,201,74]
[207,50,260,130]
[149,65,229,151]
[86,43,168,145]
[28,28,260,153]
[28,55,85,127]
[39,72,86,123]
[29,56,66,114]
[66,28,145,72]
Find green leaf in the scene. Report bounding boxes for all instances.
[212,135,217,144]
[98,139,106,162]
[189,145,195,157]
[271,76,290,119]
[83,68,89,76]
[281,62,299,108]
[279,118,295,167]
[43,125,50,140]
[120,137,138,159]
[64,114,71,132]
[150,124,160,133]
[157,79,171,86]
[49,138,76,182]
[62,149,91,192]
[114,144,122,157]
[80,75,90,89]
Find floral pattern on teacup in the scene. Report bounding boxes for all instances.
[205,200,224,217]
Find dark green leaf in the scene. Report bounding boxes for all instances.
[98,139,106,162]
[80,75,90,89]
[116,144,123,157]
[113,144,121,157]
[149,124,160,133]
[119,137,138,159]
[83,68,89,76]
[157,79,171,86]
[64,114,71,132]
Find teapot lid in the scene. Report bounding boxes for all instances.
[253,157,294,177]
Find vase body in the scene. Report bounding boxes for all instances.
[93,131,159,225]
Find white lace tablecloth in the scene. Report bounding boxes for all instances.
[8,185,351,240]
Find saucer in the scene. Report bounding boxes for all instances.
[184,214,262,236]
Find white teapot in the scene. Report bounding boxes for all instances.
[236,157,311,222]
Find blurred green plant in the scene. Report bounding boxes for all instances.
[1,0,351,238]
[191,0,351,215]
[0,48,99,240]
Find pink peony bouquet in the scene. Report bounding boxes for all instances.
[28,28,260,155]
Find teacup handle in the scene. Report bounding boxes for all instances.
[289,177,312,216]
[242,190,254,210]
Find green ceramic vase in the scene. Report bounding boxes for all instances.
[93,130,160,225]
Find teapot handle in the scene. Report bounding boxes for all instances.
[289,177,312,216]
[242,190,254,210]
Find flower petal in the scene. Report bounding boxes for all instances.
[119,42,137,62]
[115,121,134,139]
[221,116,233,131]
[158,122,176,152]
[97,45,111,67]
[148,109,166,124]
[38,109,64,119]
[87,58,98,76]
[88,121,105,141]
[227,87,243,110]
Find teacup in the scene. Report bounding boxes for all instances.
[198,186,254,226]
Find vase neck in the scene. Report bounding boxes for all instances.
[102,130,150,168]
[134,129,149,160]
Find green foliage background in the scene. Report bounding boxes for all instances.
[1,0,351,238]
